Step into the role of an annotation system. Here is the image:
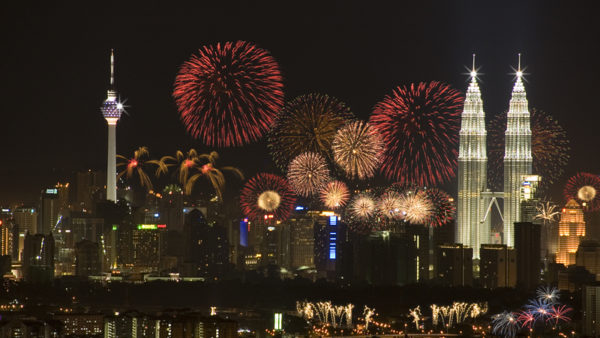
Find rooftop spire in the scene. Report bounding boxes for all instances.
[472,53,476,74]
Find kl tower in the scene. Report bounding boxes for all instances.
[100,49,124,202]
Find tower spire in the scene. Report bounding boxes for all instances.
[110,48,115,87]
[472,53,476,74]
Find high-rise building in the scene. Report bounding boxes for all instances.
[13,207,37,235]
[289,213,315,269]
[480,244,517,288]
[583,285,600,336]
[0,217,16,257]
[314,212,345,279]
[132,224,165,273]
[75,239,101,277]
[576,240,600,281]
[160,185,185,233]
[503,56,533,247]
[436,243,473,287]
[520,175,542,223]
[75,170,105,212]
[183,210,229,278]
[100,50,124,202]
[39,187,59,235]
[457,55,489,259]
[350,231,417,286]
[22,233,55,282]
[557,199,586,266]
[514,222,541,289]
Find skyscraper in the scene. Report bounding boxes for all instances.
[503,55,532,247]
[557,199,586,266]
[457,55,489,259]
[100,50,123,202]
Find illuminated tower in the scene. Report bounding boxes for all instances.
[457,55,489,259]
[503,54,532,247]
[557,199,586,265]
[100,50,124,202]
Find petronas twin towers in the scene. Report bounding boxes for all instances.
[456,55,532,258]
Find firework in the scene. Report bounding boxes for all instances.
[377,190,403,220]
[268,93,354,169]
[564,172,600,211]
[525,299,551,321]
[117,146,161,191]
[536,285,560,304]
[184,151,244,200]
[423,188,456,227]
[240,173,296,221]
[492,311,519,337]
[517,310,536,329]
[173,41,284,147]
[320,181,350,209]
[370,81,463,186]
[350,194,376,220]
[487,108,570,191]
[547,305,572,325]
[534,201,560,224]
[287,152,330,197]
[332,121,384,179]
[398,190,434,225]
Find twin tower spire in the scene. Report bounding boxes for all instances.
[456,54,532,259]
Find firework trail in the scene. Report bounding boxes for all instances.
[423,188,456,227]
[370,81,463,186]
[173,41,284,147]
[491,311,519,337]
[269,93,353,169]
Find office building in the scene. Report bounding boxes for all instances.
[22,233,55,283]
[583,285,600,336]
[557,199,586,266]
[436,243,473,287]
[576,240,600,281]
[480,244,517,288]
[514,222,541,289]
[75,239,101,277]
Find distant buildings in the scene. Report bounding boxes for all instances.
[75,239,101,277]
[576,240,600,281]
[557,199,586,266]
[436,243,473,287]
[479,244,516,288]
[514,222,541,289]
[584,285,600,336]
[22,233,55,283]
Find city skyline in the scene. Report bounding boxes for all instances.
[1,2,599,204]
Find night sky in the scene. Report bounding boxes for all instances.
[1,1,598,205]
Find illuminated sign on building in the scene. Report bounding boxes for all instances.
[137,224,158,230]
[240,218,248,247]
[274,313,283,331]
[328,215,339,260]
[45,188,58,194]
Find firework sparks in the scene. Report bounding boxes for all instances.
[398,190,433,225]
[269,93,354,169]
[487,108,570,192]
[547,305,572,325]
[287,152,330,197]
[240,173,296,221]
[534,201,560,224]
[320,180,350,209]
[377,190,403,220]
[423,188,456,227]
[370,81,463,186]
[517,310,536,329]
[173,41,284,147]
[350,194,376,220]
[184,151,243,200]
[536,285,560,304]
[564,172,600,211]
[525,299,551,321]
[492,311,519,337]
[117,146,161,191]
[332,121,384,179]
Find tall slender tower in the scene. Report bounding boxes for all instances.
[503,54,532,247]
[100,50,123,202]
[457,55,489,259]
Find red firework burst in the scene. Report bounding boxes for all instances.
[546,305,572,325]
[173,41,284,147]
[240,173,296,221]
[424,188,456,227]
[564,172,600,211]
[370,82,463,186]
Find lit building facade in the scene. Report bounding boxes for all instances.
[436,243,473,287]
[503,59,532,247]
[557,199,586,266]
[457,57,489,259]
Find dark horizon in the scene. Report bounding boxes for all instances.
[1,1,599,205]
